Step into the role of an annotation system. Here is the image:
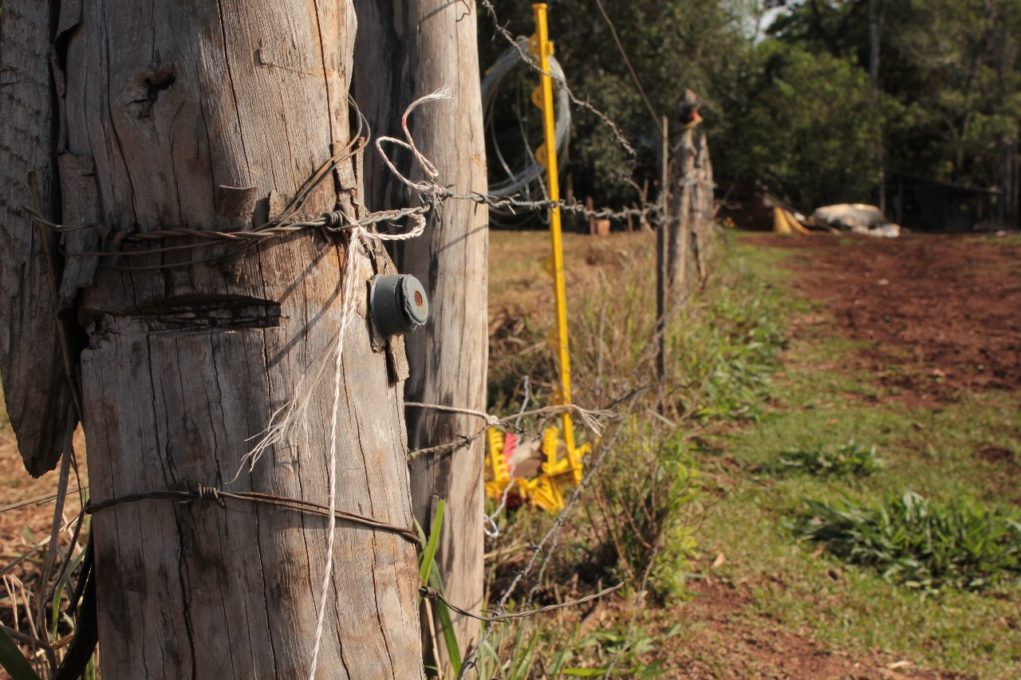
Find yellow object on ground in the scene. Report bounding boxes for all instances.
[773,206,812,234]
[485,427,591,513]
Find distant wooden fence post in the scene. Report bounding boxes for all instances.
[670,125,697,299]
[30,1,425,676]
[656,116,670,380]
[656,103,715,379]
[690,129,715,284]
[353,0,489,673]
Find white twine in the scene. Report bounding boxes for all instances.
[482,481,514,539]
[307,225,363,679]
[229,215,426,486]
[227,86,567,676]
[375,88,454,194]
[483,376,531,538]
[308,90,444,679]
[306,212,428,678]
[404,400,500,427]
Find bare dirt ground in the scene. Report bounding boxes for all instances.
[665,579,957,680]
[752,233,1021,406]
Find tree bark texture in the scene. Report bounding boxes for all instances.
[46,1,424,676]
[0,0,78,477]
[868,0,886,212]
[353,1,488,671]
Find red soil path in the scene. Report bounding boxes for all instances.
[755,233,1021,406]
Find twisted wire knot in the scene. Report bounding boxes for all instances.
[321,211,348,230]
[195,484,224,506]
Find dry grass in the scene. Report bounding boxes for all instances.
[487,229,656,411]
[0,393,90,677]
[488,229,654,324]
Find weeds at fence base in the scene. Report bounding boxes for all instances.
[482,232,790,675]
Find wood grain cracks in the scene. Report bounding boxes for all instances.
[1,0,427,674]
[128,64,176,120]
[129,293,283,332]
[57,1,425,676]
[0,0,78,476]
[352,1,488,669]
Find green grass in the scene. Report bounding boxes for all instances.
[677,277,787,422]
[762,441,882,478]
[794,491,1021,591]
[692,237,1021,677]
[476,617,675,679]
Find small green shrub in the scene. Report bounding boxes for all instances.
[675,278,787,421]
[764,441,881,477]
[793,491,1021,591]
[585,422,699,602]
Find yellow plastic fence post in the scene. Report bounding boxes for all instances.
[531,3,577,458]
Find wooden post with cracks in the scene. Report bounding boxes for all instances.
[0,1,78,478]
[656,101,715,381]
[4,1,426,677]
[353,1,488,674]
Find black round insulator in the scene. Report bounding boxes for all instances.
[369,274,429,336]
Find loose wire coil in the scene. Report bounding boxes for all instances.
[481,37,571,199]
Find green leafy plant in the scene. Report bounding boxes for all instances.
[675,277,787,422]
[475,620,674,679]
[475,621,558,680]
[794,491,1021,591]
[416,500,463,676]
[764,441,881,477]
[0,627,41,680]
[590,425,699,601]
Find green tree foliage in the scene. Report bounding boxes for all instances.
[716,41,879,207]
[772,0,1021,192]
[881,0,1021,188]
[479,0,1021,216]
[481,0,742,206]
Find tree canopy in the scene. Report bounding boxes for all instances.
[480,0,1021,221]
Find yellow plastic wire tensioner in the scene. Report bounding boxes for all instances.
[485,427,591,514]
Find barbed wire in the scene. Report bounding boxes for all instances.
[31,173,655,273]
[421,582,621,624]
[458,389,643,678]
[6,73,674,675]
[84,484,421,545]
[33,186,666,270]
[404,401,615,460]
[24,43,663,271]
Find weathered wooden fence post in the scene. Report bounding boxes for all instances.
[0,1,78,478]
[656,115,670,380]
[353,1,489,673]
[690,129,715,285]
[5,1,427,676]
[656,94,715,379]
[667,122,697,300]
